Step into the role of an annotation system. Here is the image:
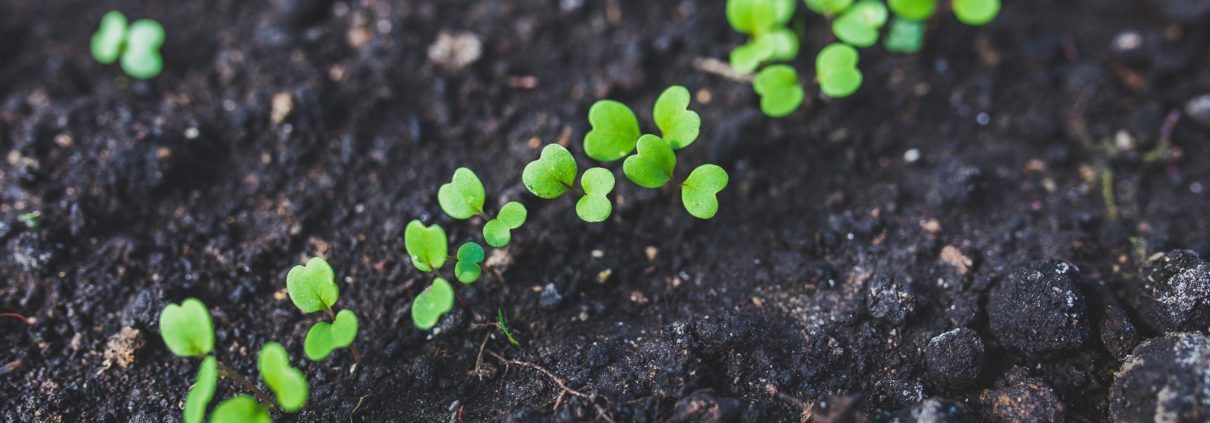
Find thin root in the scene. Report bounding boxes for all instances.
[487,350,614,423]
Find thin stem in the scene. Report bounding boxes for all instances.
[216,358,274,406]
[558,180,586,197]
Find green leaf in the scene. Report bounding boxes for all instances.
[832,0,887,47]
[805,0,854,15]
[286,256,339,313]
[120,19,164,79]
[91,11,127,64]
[184,356,217,423]
[815,43,863,98]
[729,40,775,74]
[752,65,805,117]
[211,396,271,423]
[454,242,485,283]
[653,86,701,150]
[682,164,730,219]
[304,309,359,361]
[483,202,527,248]
[953,0,999,25]
[885,18,925,53]
[412,278,455,330]
[437,167,486,220]
[159,298,214,357]
[888,0,936,20]
[583,100,640,162]
[258,342,308,412]
[404,220,447,272]
[623,135,676,189]
[761,27,800,61]
[576,168,615,223]
[522,144,578,199]
[727,0,790,35]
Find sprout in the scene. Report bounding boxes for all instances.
[726,0,798,73]
[483,202,527,248]
[753,65,805,117]
[412,278,455,330]
[185,356,217,423]
[286,257,361,363]
[454,242,485,283]
[91,11,127,64]
[885,18,925,53]
[832,0,888,47]
[90,11,164,79]
[815,43,863,98]
[805,0,854,15]
[211,396,270,423]
[576,167,616,223]
[952,0,1000,25]
[159,298,214,357]
[681,165,730,219]
[583,100,640,162]
[523,144,617,223]
[304,309,359,362]
[438,167,527,247]
[498,309,521,346]
[404,220,448,272]
[653,86,702,150]
[257,342,309,412]
[623,135,676,189]
[888,0,936,20]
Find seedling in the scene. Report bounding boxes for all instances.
[681,165,730,219]
[832,0,888,48]
[583,100,641,162]
[404,221,485,328]
[159,298,308,422]
[888,0,936,20]
[455,242,485,284]
[437,167,528,247]
[884,18,925,53]
[412,278,455,330]
[726,0,798,73]
[805,0,854,15]
[285,257,362,365]
[498,309,521,346]
[90,11,164,79]
[17,211,40,229]
[623,135,676,189]
[952,0,1000,25]
[753,65,806,116]
[405,220,448,273]
[815,43,863,98]
[522,144,617,222]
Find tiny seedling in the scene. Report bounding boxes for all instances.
[405,220,448,273]
[91,11,165,79]
[211,396,270,423]
[583,100,641,162]
[404,220,486,328]
[17,211,40,229]
[522,144,617,223]
[815,43,863,98]
[832,0,888,48]
[888,0,936,20]
[681,165,730,219]
[455,242,486,284]
[437,167,528,247]
[952,0,1000,25]
[623,135,676,189]
[726,0,798,73]
[412,278,455,330]
[498,309,521,346]
[258,342,308,412]
[753,65,805,116]
[285,257,361,364]
[575,167,616,223]
[884,18,925,53]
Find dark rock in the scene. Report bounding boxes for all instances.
[865,273,917,326]
[1131,250,1210,332]
[980,368,1064,422]
[1110,333,1210,422]
[925,328,986,389]
[988,259,1090,354]
[1099,300,1140,360]
[903,398,975,423]
[666,389,742,423]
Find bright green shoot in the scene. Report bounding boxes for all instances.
[210,396,270,423]
[953,0,1000,25]
[455,242,485,283]
[832,0,888,47]
[522,144,578,199]
[483,202,526,247]
[653,86,701,150]
[885,18,925,53]
[583,100,640,162]
[184,356,217,423]
[159,298,214,357]
[753,65,805,117]
[815,43,863,98]
[286,257,361,363]
[726,0,798,73]
[304,309,358,361]
[412,278,455,330]
[888,0,936,20]
[806,0,854,15]
[682,165,730,219]
[405,220,448,272]
[727,0,794,34]
[576,168,615,223]
[438,167,528,247]
[258,342,309,412]
[623,135,676,189]
[498,309,521,346]
[91,11,164,79]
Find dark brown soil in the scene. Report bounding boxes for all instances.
[4,0,1210,421]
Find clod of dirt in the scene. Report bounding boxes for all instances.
[901,398,975,422]
[1131,250,1210,332]
[865,273,917,326]
[925,328,986,389]
[102,327,144,371]
[980,367,1065,422]
[925,162,987,208]
[1099,300,1140,361]
[427,31,482,72]
[1109,332,1210,422]
[988,259,1090,354]
[1186,95,1210,128]
[666,389,742,423]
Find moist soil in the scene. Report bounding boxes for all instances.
[4,0,1210,421]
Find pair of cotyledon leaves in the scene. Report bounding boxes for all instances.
[726,0,798,73]
[404,220,486,284]
[285,257,360,361]
[437,167,528,248]
[159,299,308,423]
[522,144,617,222]
[91,11,165,79]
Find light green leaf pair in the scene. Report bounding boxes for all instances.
[805,0,854,15]
[816,43,863,98]
[729,28,799,73]
[183,356,217,423]
[286,257,338,313]
[576,168,615,223]
[885,18,925,53]
[888,0,936,20]
[953,0,999,25]
[211,396,271,423]
[623,135,676,188]
[405,220,447,272]
[681,165,730,219]
[412,278,455,330]
[437,168,486,220]
[258,342,308,412]
[523,144,578,199]
[91,11,164,79]
[753,65,805,117]
[454,242,485,284]
[583,100,640,162]
[304,309,359,361]
[832,0,888,47]
[159,298,214,357]
[483,202,527,248]
[91,11,127,64]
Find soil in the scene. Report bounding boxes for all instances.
[4,0,1210,421]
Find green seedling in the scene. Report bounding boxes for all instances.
[805,0,854,15]
[623,135,676,189]
[498,309,520,346]
[576,167,616,223]
[455,242,485,284]
[258,342,309,412]
[753,65,805,117]
[682,165,730,219]
[815,43,863,98]
[18,211,40,229]
[832,0,888,47]
[726,0,798,73]
[888,0,936,20]
[584,100,641,162]
[953,0,1000,25]
[437,167,528,247]
[285,257,362,363]
[185,356,217,423]
[483,202,527,247]
[653,86,702,150]
[91,11,164,79]
[211,396,270,423]
[405,221,448,272]
[522,144,617,223]
[884,18,925,53]
[412,278,455,330]
[160,298,214,357]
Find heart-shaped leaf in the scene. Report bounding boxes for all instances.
[726,0,795,35]
[483,201,527,248]
[815,43,863,98]
[523,144,578,199]
[884,18,925,53]
[437,167,486,220]
[729,39,775,74]
[454,242,485,284]
[91,11,127,64]
[120,19,164,79]
[583,100,640,162]
[805,0,854,15]
[304,309,359,361]
[760,27,800,61]
[405,220,447,272]
[952,0,999,25]
[653,86,701,150]
[184,356,217,423]
[682,164,730,219]
[889,0,936,20]
[412,278,455,330]
[753,65,805,117]
[211,395,271,423]
[576,167,615,223]
[159,298,214,357]
[286,257,338,313]
[623,135,676,189]
[832,0,887,47]
[258,342,308,412]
